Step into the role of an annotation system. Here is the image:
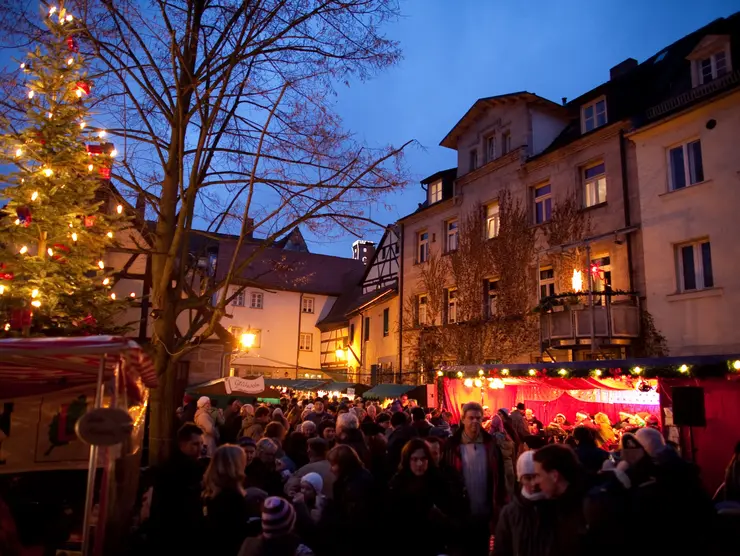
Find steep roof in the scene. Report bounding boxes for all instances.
[440,92,564,149]
[216,240,365,297]
[316,284,397,331]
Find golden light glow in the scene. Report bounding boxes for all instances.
[456,371,464,378]
[490,378,505,389]
[116,204,123,214]
[110,293,116,300]
[98,130,107,138]
[19,246,28,254]
[47,248,53,256]
[501,368,509,375]
[572,268,583,292]
[79,121,86,130]
[71,232,78,241]
[463,378,473,388]
[97,260,105,269]
[335,348,345,360]
[130,292,136,298]
[49,6,57,15]
[14,219,20,225]
[20,62,25,69]
[88,164,93,172]
[478,369,485,376]
[3,323,9,331]
[27,90,34,99]
[437,370,444,377]
[31,289,38,298]
[240,332,256,348]
[633,366,642,375]
[47,112,53,119]
[65,14,73,22]
[679,364,689,373]
[107,231,113,238]
[75,89,83,98]
[110,149,118,158]
[558,368,568,376]
[66,57,74,66]
[733,360,740,371]
[31,191,38,201]
[594,369,603,377]
[0,285,4,295]
[474,378,482,388]
[528,368,537,376]
[15,147,22,157]
[103,278,110,285]
[31,300,41,308]
[43,168,53,177]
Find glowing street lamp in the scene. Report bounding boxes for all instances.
[240,332,256,349]
[335,348,345,360]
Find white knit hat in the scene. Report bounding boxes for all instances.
[635,427,666,457]
[516,450,536,479]
[300,472,323,495]
[196,396,210,408]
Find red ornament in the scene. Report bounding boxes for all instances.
[10,309,32,328]
[75,81,91,96]
[52,243,70,263]
[0,263,13,281]
[99,166,111,179]
[16,206,32,226]
[84,215,96,227]
[34,131,46,146]
[67,36,79,52]
[82,314,97,326]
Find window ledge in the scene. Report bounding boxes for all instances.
[660,179,713,197]
[666,287,723,302]
[582,202,608,212]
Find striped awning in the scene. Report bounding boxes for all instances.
[0,336,157,400]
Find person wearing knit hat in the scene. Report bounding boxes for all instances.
[261,496,296,538]
[295,472,326,524]
[300,472,324,499]
[635,426,666,458]
[194,396,218,457]
[238,496,315,556]
[516,450,545,501]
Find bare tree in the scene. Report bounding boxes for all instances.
[0,0,411,461]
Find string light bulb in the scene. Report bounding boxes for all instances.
[27,90,34,99]
[558,368,568,376]
[106,231,113,238]
[3,323,8,331]
[31,300,41,308]
[474,378,482,388]
[528,368,537,376]
[478,369,484,376]
[501,368,509,375]
[436,370,443,377]
[65,13,73,21]
[20,62,25,69]
[79,121,86,130]
[97,260,105,269]
[88,163,93,172]
[43,168,53,177]
[31,191,38,201]
[116,204,123,214]
[47,248,53,257]
[31,289,38,298]
[129,292,136,298]
[71,232,78,242]
[679,364,689,373]
[66,57,74,66]
[47,112,53,119]
[76,89,83,98]
[103,278,110,285]
[110,293,116,300]
[463,378,473,388]
[0,285,4,294]
[594,369,603,377]
[19,246,28,254]
[14,219,20,225]
[15,147,23,157]
[733,360,740,371]
[49,6,57,15]
[98,130,106,138]
[456,371,463,378]
[110,149,118,157]
[633,366,642,375]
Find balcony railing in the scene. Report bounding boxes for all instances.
[646,70,740,120]
[539,292,640,348]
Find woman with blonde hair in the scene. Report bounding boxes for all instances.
[594,412,616,448]
[203,445,250,555]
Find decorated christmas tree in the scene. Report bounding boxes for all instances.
[0,4,130,336]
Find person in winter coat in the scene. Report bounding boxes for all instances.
[493,450,548,556]
[318,445,378,556]
[238,496,314,556]
[510,404,530,449]
[387,439,455,556]
[491,414,516,497]
[245,438,284,496]
[242,406,271,440]
[222,398,244,444]
[195,397,219,457]
[203,445,251,556]
[572,426,608,483]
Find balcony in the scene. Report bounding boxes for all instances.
[646,70,740,120]
[539,292,640,349]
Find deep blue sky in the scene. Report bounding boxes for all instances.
[306,0,739,258]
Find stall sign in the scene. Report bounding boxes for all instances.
[225,375,265,395]
[75,407,133,446]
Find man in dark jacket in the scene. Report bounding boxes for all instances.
[443,402,506,556]
[221,397,243,444]
[411,407,433,437]
[386,411,418,473]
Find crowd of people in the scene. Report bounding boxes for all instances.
[135,392,739,556]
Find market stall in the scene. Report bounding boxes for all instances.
[0,336,156,556]
[316,382,369,399]
[187,376,284,405]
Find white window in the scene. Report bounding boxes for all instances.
[302,297,315,314]
[487,279,499,317]
[447,289,458,324]
[539,267,555,299]
[485,134,496,163]
[582,97,607,133]
[501,131,511,155]
[249,329,262,348]
[583,162,607,207]
[676,240,714,292]
[229,326,243,338]
[231,288,245,307]
[668,140,704,191]
[429,180,442,204]
[299,333,313,351]
[486,202,500,239]
[699,51,728,84]
[417,231,429,263]
[446,218,459,252]
[250,292,263,309]
[418,294,428,325]
[534,184,552,224]
[469,149,478,171]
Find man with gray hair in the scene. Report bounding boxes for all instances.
[336,411,359,435]
[300,420,317,438]
[443,401,506,556]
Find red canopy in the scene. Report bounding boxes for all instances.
[0,336,157,399]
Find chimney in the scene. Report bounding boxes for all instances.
[561,97,567,106]
[352,240,375,266]
[610,58,638,80]
[135,192,146,219]
[244,217,254,240]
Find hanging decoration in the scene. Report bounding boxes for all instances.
[75,80,91,97]
[66,36,79,52]
[84,215,96,227]
[51,244,70,263]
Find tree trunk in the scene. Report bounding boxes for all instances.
[148,355,179,465]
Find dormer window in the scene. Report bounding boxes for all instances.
[688,35,733,88]
[699,51,727,84]
[581,97,607,133]
[429,180,442,204]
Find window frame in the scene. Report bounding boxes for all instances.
[231,287,245,307]
[501,130,511,156]
[383,307,390,337]
[417,230,429,263]
[445,218,459,253]
[583,161,607,207]
[363,316,370,341]
[417,294,428,326]
[446,288,458,324]
[581,96,608,133]
[429,180,443,204]
[486,202,500,239]
[667,139,704,191]
[229,326,243,339]
[534,183,553,225]
[249,291,264,309]
[299,332,313,352]
[485,134,496,163]
[486,279,499,318]
[539,267,556,299]
[676,239,714,292]
[699,50,728,84]
[349,323,355,343]
[469,149,478,172]
[302,296,315,314]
